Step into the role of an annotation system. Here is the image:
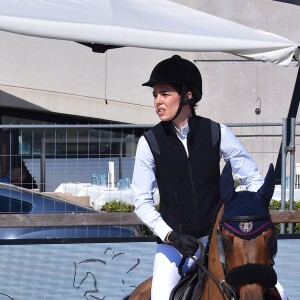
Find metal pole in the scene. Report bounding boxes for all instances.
[289,118,296,233]
[280,118,287,234]
[119,130,123,180]
[40,137,46,192]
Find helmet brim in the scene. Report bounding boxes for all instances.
[142,80,154,87]
[142,79,183,87]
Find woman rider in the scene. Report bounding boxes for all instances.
[132,55,285,300]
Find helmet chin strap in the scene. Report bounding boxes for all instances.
[170,85,194,122]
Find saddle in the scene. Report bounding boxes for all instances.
[170,240,206,300]
[169,267,203,300]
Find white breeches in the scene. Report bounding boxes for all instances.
[151,236,208,300]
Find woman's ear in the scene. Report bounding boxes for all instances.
[185,91,193,99]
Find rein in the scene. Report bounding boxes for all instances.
[190,255,237,300]
[177,236,237,299]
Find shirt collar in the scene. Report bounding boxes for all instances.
[173,122,190,138]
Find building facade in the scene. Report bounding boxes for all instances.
[0,0,299,182]
[0,0,299,126]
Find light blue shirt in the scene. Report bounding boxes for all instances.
[132,123,264,241]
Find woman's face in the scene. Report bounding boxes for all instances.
[153,83,181,122]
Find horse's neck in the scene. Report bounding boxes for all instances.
[201,205,226,300]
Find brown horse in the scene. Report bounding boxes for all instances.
[128,162,281,300]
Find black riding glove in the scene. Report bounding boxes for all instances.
[168,231,199,257]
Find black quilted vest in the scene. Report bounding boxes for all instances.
[144,115,221,239]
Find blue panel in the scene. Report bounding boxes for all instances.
[0,238,298,300]
[0,241,156,300]
[274,238,300,300]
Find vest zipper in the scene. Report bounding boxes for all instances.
[187,156,199,221]
[175,191,182,234]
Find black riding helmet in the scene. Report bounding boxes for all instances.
[142,55,202,120]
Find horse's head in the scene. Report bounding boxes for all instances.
[218,162,278,300]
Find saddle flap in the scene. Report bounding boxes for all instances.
[170,270,198,300]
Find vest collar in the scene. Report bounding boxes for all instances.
[162,113,199,137]
[187,113,200,136]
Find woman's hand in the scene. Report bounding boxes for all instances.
[168,231,198,257]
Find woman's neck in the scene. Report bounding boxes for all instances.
[172,107,193,130]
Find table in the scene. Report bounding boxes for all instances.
[272,185,300,201]
[55,183,160,210]
[236,184,300,201]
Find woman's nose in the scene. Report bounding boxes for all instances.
[155,95,163,105]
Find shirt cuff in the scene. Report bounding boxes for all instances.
[154,218,173,242]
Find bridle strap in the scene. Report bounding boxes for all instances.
[177,240,236,299]
[220,214,271,224]
[189,256,236,300]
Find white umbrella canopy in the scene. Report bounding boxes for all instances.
[0,0,298,66]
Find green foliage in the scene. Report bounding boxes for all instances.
[295,201,300,211]
[270,200,282,210]
[100,199,134,212]
[100,199,159,213]
[270,199,300,211]
[295,223,300,233]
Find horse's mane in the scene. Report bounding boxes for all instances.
[204,199,223,265]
